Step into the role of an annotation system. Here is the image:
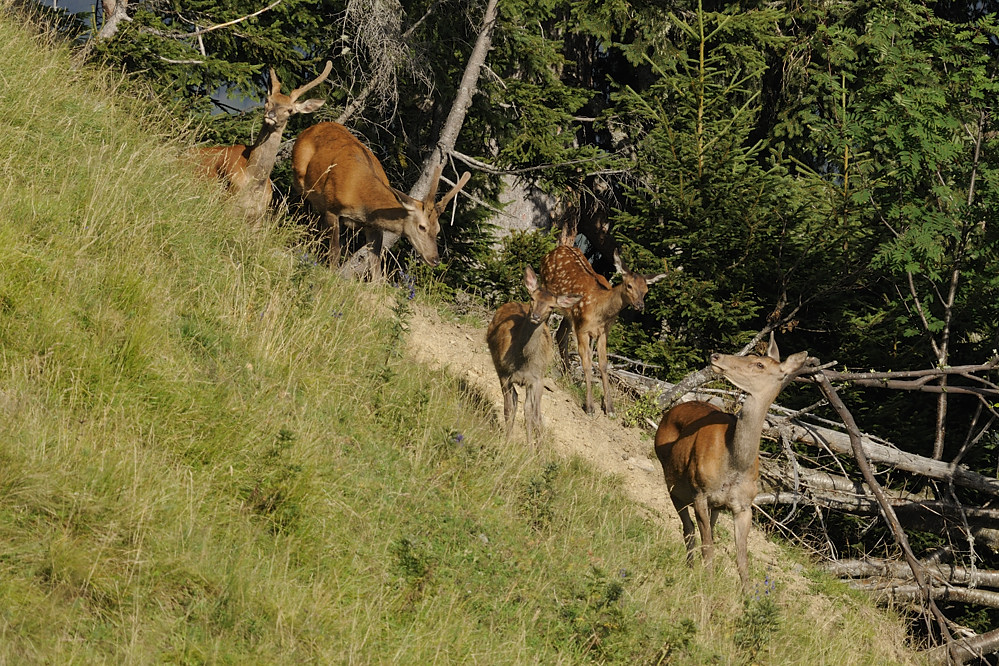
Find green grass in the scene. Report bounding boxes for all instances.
[0,5,917,663]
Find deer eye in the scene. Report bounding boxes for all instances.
[756,362,765,369]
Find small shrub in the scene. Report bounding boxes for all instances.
[520,462,560,532]
[242,428,308,534]
[647,618,697,664]
[620,389,664,429]
[734,571,781,661]
[390,537,433,605]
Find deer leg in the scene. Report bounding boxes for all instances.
[523,381,534,443]
[363,227,384,282]
[525,379,541,443]
[693,495,715,567]
[596,331,614,417]
[552,318,572,374]
[577,331,595,414]
[320,212,341,265]
[671,495,697,567]
[500,378,518,440]
[733,507,753,591]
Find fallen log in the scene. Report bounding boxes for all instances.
[755,490,999,552]
[821,559,999,589]
[923,626,999,665]
[764,418,999,498]
[854,581,999,609]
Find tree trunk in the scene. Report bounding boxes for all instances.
[362,0,497,268]
[97,0,130,40]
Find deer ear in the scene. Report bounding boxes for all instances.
[391,187,418,211]
[524,266,539,292]
[294,99,325,114]
[269,67,282,95]
[613,249,626,274]
[557,294,582,309]
[644,272,667,285]
[766,331,780,361]
[781,350,811,375]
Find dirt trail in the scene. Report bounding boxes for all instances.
[406,303,784,575]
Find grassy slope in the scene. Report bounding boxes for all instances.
[0,8,914,664]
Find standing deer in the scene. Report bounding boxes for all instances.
[291,122,471,280]
[540,245,665,417]
[196,62,332,219]
[487,266,581,443]
[653,336,810,590]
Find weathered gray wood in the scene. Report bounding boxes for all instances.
[823,559,999,589]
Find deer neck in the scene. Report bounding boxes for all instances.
[729,391,776,472]
[517,319,547,359]
[243,122,285,185]
[595,284,627,324]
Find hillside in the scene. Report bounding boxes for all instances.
[0,5,915,663]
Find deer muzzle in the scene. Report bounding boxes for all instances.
[709,353,724,374]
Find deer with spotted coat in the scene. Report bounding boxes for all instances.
[487,267,581,443]
[654,335,810,590]
[540,245,665,417]
[291,122,470,280]
[196,62,332,219]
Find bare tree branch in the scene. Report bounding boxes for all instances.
[925,626,999,665]
[179,0,283,38]
[335,0,442,124]
[812,371,957,657]
[449,149,613,176]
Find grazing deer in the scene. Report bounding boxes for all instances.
[653,335,810,590]
[291,122,471,280]
[487,266,581,442]
[196,62,332,219]
[540,245,665,417]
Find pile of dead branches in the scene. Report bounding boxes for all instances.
[610,353,999,664]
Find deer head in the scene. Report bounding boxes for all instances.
[524,265,581,324]
[710,334,811,404]
[262,62,332,131]
[386,165,472,266]
[612,249,666,312]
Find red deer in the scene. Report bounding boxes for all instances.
[291,122,471,280]
[653,336,810,589]
[540,245,665,417]
[486,267,581,442]
[196,62,332,219]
